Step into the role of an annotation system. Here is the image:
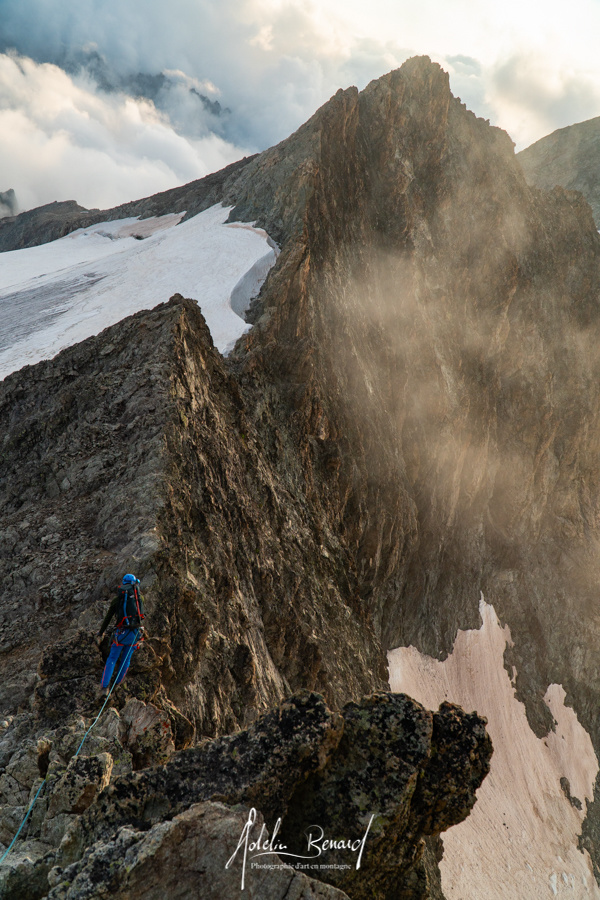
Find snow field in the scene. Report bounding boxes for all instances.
[0,204,279,380]
[388,596,600,899]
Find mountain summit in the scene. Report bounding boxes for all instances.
[2,55,600,898]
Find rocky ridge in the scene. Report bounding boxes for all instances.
[0,158,255,252]
[2,53,600,895]
[0,296,385,734]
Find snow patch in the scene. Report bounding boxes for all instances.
[0,204,278,380]
[388,595,600,899]
[229,248,277,313]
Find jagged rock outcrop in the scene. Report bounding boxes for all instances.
[278,695,490,899]
[0,190,17,220]
[0,692,490,899]
[517,116,600,227]
[0,699,168,864]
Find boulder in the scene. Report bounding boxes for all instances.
[117,699,175,769]
[46,753,112,818]
[46,802,349,900]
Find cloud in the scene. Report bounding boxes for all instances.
[0,0,419,209]
[0,53,250,211]
[446,55,482,77]
[0,0,410,151]
[486,53,600,149]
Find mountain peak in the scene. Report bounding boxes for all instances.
[0,188,18,219]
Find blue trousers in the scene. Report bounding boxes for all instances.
[101,628,140,688]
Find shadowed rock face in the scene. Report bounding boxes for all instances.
[518,116,600,228]
[0,296,385,740]
[217,58,600,752]
[227,56,600,878]
[2,52,600,895]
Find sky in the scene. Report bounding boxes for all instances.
[1,0,600,213]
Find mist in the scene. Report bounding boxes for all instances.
[0,0,412,154]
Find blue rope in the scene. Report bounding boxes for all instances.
[0,629,140,867]
[0,778,47,866]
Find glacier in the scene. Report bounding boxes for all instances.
[0,203,278,381]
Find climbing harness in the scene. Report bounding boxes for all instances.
[0,629,140,867]
[100,625,144,690]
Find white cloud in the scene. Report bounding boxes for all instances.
[0,0,408,148]
[0,53,250,211]
[485,53,600,149]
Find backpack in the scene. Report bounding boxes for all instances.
[116,584,144,628]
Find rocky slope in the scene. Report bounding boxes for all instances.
[3,53,600,896]
[0,296,384,735]
[517,116,600,227]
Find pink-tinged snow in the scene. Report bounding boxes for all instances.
[0,204,278,380]
[388,596,600,899]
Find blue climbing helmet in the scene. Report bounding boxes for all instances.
[118,574,144,627]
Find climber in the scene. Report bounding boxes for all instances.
[97,574,145,689]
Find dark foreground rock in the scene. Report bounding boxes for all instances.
[0,691,491,899]
[47,803,350,900]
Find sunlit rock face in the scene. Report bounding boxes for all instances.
[3,53,600,896]
[518,116,600,228]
